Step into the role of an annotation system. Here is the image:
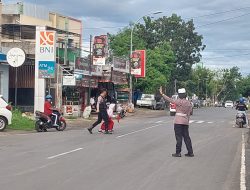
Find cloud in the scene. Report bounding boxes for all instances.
[3,0,250,74]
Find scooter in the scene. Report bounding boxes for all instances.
[236,111,246,128]
[35,109,67,132]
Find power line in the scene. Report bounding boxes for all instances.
[205,49,250,50]
[84,26,126,30]
[203,53,250,60]
[204,49,250,52]
[196,12,250,28]
[185,6,250,20]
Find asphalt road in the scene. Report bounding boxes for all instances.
[0,107,247,190]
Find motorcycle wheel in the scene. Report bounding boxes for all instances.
[56,121,67,131]
[35,120,44,132]
[239,122,243,128]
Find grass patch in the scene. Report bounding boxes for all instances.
[8,109,35,131]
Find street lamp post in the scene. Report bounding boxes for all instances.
[129,11,162,104]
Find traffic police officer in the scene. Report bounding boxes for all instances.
[160,87,194,157]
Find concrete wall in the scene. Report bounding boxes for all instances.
[20,15,52,27]
[49,12,82,35]
[0,64,9,102]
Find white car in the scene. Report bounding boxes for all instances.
[225,101,234,108]
[0,95,12,131]
[137,94,157,110]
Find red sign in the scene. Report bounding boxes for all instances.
[131,50,146,78]
[93,35,108,66]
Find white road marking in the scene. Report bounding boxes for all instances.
[241,133,246,190]
[47,148,83,159]
[155,120,164,123]
[207,122,214,124]
[189,120,195,124]
[196,121,205,124]
[116,124,162,139]
[14,162,56,176]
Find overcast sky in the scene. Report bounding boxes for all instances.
[4,0,250,75]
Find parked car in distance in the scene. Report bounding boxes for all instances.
[214,101,223,107]
[192,99,201,108]
[225,101,234,108]
[155,97,166,110]
[0,95,12,131]
[137,94,157,110]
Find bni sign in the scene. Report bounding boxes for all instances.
[36,30,56,78]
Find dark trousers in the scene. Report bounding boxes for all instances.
[174,124,193,154]
[92,110,109,131]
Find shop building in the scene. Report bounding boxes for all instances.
[1,2,82,111]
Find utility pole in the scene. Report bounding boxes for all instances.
[88,35,92,105]
[205,79,208,100]
[174,79,177,94]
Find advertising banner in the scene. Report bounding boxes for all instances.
[113,56,129,73]
[34,27,57,112]
[131,50,146,78]
[75,57,102,76]
[63,75,76,86]
[36,30,56,78]
[38,61,55,78]
[93,35,108,66]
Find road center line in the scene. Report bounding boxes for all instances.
[116,124,162,139]
[241,133,246,190]
[47,148,83,160]
[156,120,164,123]
[196,121,205,124]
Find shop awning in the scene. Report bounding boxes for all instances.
[0,52,7,63]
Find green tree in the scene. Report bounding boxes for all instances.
[109,14,205,94]
[136,14,205,81]
[108,28,146,57]
[135,43,175,93]
[183,65,214,99]
[213,67,241,101]
[237,75,250,97]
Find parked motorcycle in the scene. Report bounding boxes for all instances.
[35,109,66,132]
[236,111,246,128]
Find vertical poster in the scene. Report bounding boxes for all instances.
[37,31,56,78]
[131,50,146,78]
[34,27,57,112]
[93,35,108,66]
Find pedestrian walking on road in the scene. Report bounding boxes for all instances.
[88,89,110,134]
[159,87,194,157]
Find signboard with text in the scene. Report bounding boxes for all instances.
[131,50,146,78]
[36,31,56,78]
[63,75,76,86]
[38,61,55,78]
[93,35,108,66]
